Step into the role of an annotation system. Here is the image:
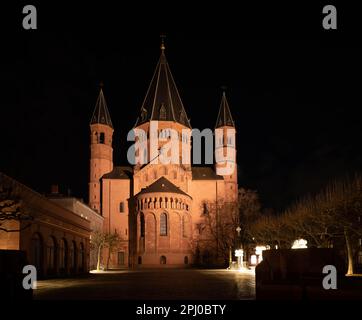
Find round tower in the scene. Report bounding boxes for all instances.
[89,86,114,213]
[215,91,238,202]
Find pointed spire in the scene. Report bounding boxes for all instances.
[215,90,235,128]
[135,38,191,128]
[90,84,113,128]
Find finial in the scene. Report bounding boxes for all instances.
[160,34,166,52]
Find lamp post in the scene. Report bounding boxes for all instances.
[236,226,242,268]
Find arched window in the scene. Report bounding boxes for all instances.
[99,132,105,144]
[59,238,68,272]
[160,255,167,264]
[46,236,56,272]
[31,233,43,274]
[140,213,145,237]
[160,213,167,236]
[138,256,142,264]
[184,256,189,264]
[79,242,85,272]
[70,241,77,271]
[182,215,188,238]
[203,203,209,215]
[119,202,124,213]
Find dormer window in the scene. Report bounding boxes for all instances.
[159,103,167,120]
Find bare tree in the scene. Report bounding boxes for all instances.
[105,231,121,270]
[250,174,362,275]
[0,187,33,233]
[197,188,262,266]
[90,230,122,271]
[90,230,107,271]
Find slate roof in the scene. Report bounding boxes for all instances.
[102,166,133,180]
[215,91,235,128]
[136,176,191,198]
[135,45,191,128]
[90,88,113,128]
[191,167,224,180]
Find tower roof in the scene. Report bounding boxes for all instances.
[215,91,235,128]
[135,43,191,128]
[90,87,113,128]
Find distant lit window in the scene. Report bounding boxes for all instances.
[120,202,124,213]
[160,213,167,236]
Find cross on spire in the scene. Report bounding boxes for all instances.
[160,34,166,52]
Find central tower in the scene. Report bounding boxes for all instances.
[133,39,192,194]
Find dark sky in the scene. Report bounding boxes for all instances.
[1,3,361,211]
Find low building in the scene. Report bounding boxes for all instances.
[46,189,104,270]
[0,173,92,278]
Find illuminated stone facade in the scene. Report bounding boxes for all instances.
[90,45,238,268]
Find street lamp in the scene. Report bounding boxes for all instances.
[235,226,242,268]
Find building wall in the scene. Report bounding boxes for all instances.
[101,178,130,268]
[48,197,104,270]
[0,173,92,278]
[135,191,192,266]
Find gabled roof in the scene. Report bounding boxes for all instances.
[136,177,191,198]
[192,167,224,180]
[135,46,191,128]
[215,91,235,128]
[90,88,113,128]
[102,166,132,180]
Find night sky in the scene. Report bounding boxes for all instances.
[1,3,361,211]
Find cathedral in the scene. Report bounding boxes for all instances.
[89,42,238,268]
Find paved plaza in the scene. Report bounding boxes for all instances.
[34,268,255,300]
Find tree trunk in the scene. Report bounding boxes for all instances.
[96,245,102,271]
[106,246,111,270]
[344,227,354,276]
